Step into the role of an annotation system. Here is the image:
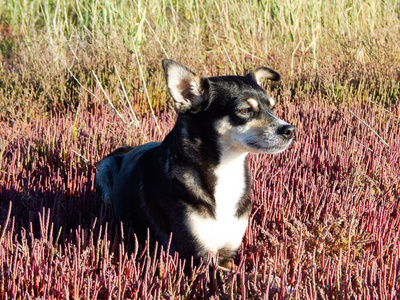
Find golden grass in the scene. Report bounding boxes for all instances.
[0,0,399,122]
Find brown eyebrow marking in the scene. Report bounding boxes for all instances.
[246,98,259,112]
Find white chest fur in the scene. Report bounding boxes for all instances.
[187,150,249,254]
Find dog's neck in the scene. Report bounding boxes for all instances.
[161,116,248,168]
[160,116,220,167]
[214,145,248,218]
[159,118,250,217]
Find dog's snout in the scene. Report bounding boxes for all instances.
[278,124,295,140]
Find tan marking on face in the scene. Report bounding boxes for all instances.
[247,117,272,128]
[246,98,259,112]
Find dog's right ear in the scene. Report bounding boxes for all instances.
[246,66,280,86]
[162,59,208,113]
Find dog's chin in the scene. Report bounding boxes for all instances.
[247,139,293,154]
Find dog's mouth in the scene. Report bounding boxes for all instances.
[245,136,294,154]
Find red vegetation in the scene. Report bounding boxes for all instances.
[1,96,399,298]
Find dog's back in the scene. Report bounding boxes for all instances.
[95,144,158,205]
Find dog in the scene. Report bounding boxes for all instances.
[95,59,294,271]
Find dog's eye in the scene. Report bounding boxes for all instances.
[237,107,253,117]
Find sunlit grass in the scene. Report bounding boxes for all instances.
[0,0,399,121]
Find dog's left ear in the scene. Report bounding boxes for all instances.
[246,67,280,86]
[162,59,209,113]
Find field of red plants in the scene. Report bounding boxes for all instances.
[1,0,400,298]
[1,89,399,298]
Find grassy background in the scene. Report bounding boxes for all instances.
[1,0,399,121]
[1,0,400,298]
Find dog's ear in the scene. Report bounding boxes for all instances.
[162,59,208,113]
[246,67,280,86]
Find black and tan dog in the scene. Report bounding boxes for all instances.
[95,59,294,270]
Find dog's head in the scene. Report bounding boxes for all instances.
[162,59,294,154]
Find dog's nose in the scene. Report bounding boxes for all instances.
[278,124,295,140]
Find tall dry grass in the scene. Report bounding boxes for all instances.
[1,0,399,121]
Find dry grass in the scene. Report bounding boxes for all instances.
[1,0,400,298]
[1,0,399,120]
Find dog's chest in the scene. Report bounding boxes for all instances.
[187,152,249,253]
[214,152,248,219]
